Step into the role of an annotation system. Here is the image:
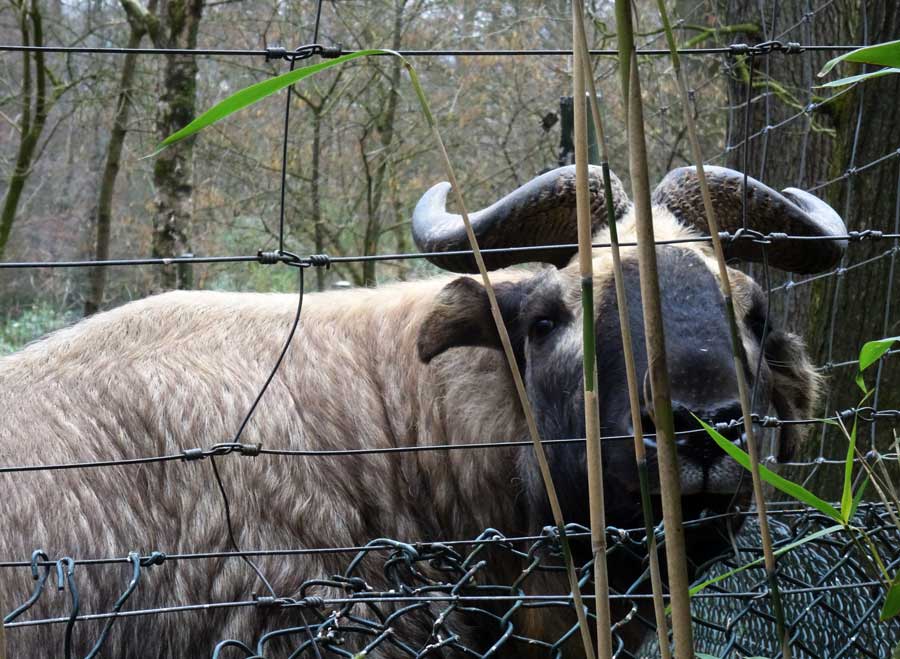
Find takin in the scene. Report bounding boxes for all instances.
[0,165,845,657]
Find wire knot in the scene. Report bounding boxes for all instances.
[723,228,770,245]
[291,43,324,61]
[207,442,262,457]
[181,447,205,461]
[320,45,343,59]
[297,595,325,609]
[306,254,331,269]
[265,46,288,62]
[714,421,732,433]
[254,595,290,609]
[847,229,883,242]
[257,250,282,265]
[752,40,805,55]
[287,43,342,62]
[140,551,167,567]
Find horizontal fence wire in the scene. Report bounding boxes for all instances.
[2,231,898,270]
[0,502,886,570]
[0,44,868,57]
[0,407,897,474]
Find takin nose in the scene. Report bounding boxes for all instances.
[640,401,744,466]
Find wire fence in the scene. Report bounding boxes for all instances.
[2,507,897,658]
[0,0,898,657]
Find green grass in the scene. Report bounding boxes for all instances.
[0,303,77,355]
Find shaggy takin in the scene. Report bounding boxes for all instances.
[0,165,844,657]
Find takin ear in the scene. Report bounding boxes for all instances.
[417,277,504,363]
[765,329,823,461]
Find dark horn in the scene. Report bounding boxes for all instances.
[412,165,630,273]
[652,166,847,274]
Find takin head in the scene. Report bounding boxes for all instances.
[412,165,843,541]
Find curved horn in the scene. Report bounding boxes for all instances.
[652,166,847,274]
[412,165,630,273]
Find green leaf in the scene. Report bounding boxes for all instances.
[841,416,859,523]
[817,67,900,88]
[150,49,393,155]
[686,524,843,600]
[881,572,900,621]
[696,417,841,521]
[855,336,900,393]
[819,39,900,76]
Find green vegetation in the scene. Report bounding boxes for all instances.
[819,38,900,87]
[0,303,76,355]
[697,337,900,625]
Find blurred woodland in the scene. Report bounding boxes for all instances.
[0,0,898,486]
[0,0,733,317]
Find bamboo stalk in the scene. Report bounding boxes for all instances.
[402,62,597,659]
[572,5,614,657]
[653,4,791,656]
[613,1,696,655]
[572,4,672,657]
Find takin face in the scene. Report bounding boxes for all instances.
[412,165,843,537]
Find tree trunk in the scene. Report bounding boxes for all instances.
[0,1,50,261]
[151,0,204,291]
[84,17,147,316]
[361,0,406,287]
[722,0,900,496]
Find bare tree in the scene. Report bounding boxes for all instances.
[150,0,204,291]
[359,2,405,287]
[292,67,347,291]
[84,0,159,315]
[0,0,52,259]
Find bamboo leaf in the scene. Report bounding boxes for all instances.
[817,67,900,89]
[841,416,859,523]
[859,336,900,371]
[881,572,900,621]
[819,39,900,76]
[856,336,900,393]
[696,418,841,520]
[150,49,393,156]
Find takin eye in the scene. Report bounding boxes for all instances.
[530,317,556,340]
